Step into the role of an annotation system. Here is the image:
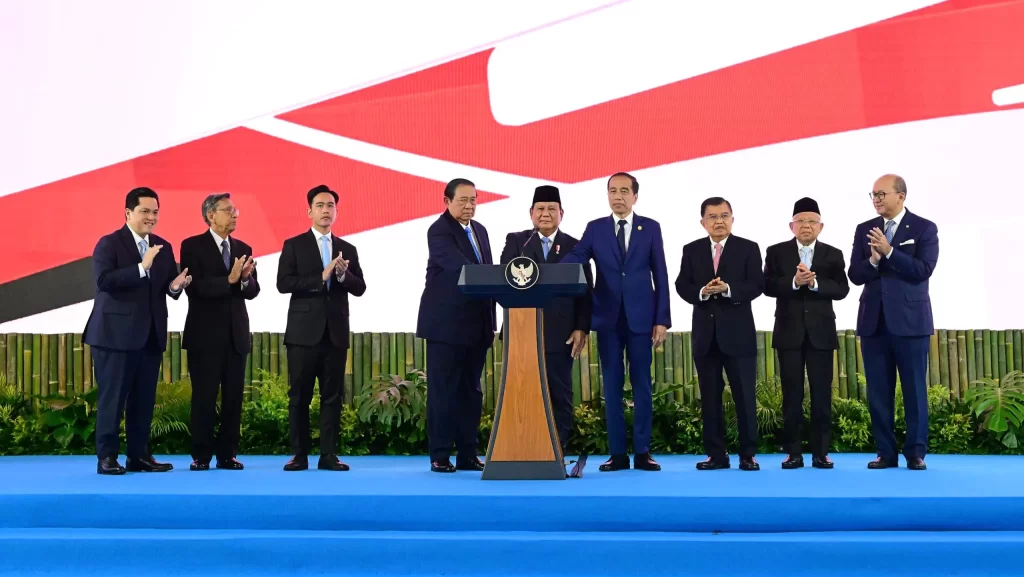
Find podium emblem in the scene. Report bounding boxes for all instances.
[505,256,539,290]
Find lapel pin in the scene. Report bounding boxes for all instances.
[637,225,642,231]
[555,244,560,254]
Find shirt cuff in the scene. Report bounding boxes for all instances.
[885,246,894,258]
[699,289,709,301]
[723,286,731,298]
[240,279,248,290]
[138,264,146,278]
[792,277,799,290]
[809,278,818,291]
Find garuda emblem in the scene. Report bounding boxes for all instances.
[504,256,539,290]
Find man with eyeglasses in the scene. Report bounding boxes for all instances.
[180,193,259,471]
[763,198,849,469]
[849,175,938,471]
[675,197,764,471]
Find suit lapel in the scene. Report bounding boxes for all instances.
[602,216,624,267]
[525,231,546,263]
[119,225,143,264]
[889,211,913,247]
[809,241,825,271]
[446,213,478,263]
[623,217,642,266]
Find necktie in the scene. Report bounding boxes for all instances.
[713,242,722,273]
[800,246,812,269]
[465,226,482,263]
[221,240,231,272]
[616,220,627,255]
[541,237,550,260]
[884,220,896,243]
[138,239,149,278]
[320,235,332,287]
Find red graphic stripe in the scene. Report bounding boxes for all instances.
[279,1,1024,183]
[0,128,505,285]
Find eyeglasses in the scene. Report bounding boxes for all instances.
[868,191,899,200]
[704,213,731,222]
[793,219,820,226]
[217,208,240,216]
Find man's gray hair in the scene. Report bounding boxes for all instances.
[202,193,231,225]
[892,176,908,195]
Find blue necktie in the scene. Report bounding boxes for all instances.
[138,239,149,277]
[320,235,332,287]
[221,240,231,272]
[465,226,482,263]
[541,237,550,260]
[884,220,896,243]
[800,246,812,269]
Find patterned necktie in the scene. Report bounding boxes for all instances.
[221,240,231,272]
[541,237,550,260]
[800,246,812,269]
[465,226,482,263]
[884,220,896,243]
[616,220,627,255]
[138,239,149,278]
[713,242,722,273]
[320,235,332,287]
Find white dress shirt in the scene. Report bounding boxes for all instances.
[313,227,345,282]
[792,239,819,291]
[612,212,634,250]
[870,207,906,268]
[699,235,732,300]
[211,228,248,289]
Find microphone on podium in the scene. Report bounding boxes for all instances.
[520,228,539,256]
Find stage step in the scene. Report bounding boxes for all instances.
[1,528,1022,576]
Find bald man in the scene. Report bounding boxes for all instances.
[848,175,938,471]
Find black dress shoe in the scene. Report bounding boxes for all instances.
[456,456,485,471]
[867,456,898,469]
[782,455,804,469]
[97,457,126,475]
[317,454,350,471]
[125,455,173,472]
[190,460,210,471]
[216,458,244,470]
[739,456,760,471]
[599,454,630,471]
[633,453,661,471]
[431,459,456,473]
[812,455,834,469]
[906,457,927,470]
[284,455,308,471]
[696,457,730,470]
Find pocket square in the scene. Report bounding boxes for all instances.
[900,239,915,246]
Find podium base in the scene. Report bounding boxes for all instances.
[482,460,566,480]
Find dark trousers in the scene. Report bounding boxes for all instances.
[188,342,246,462]
[779,335,834,457]
[93,327,162,460]
[544,346,574,454]
[597,309,653,455]
[695,337,757,459]
[862,309,930,461]
[426,341,487,463]
[286,331,346,456]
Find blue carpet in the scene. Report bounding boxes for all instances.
[2,454,1023,576]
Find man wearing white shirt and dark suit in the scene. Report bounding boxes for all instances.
[763,198,849,469]
[849,175,938,471]
[84,187,191,475]
[277,185,367,472]
[675,197,764,471]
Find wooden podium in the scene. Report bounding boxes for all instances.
[459,258,588,480]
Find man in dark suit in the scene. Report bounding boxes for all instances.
[675,197,764,471]
[849,174,938,471]
[763,197,849,469]
[84,187,191,475]
[180,193,259,471]
[276,184,366,472]
[416,178,496,473]
[561,172,670,472]
[499,185,593,460]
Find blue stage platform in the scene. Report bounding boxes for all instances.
[2,454,1023,576]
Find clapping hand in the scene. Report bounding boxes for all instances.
[334,251,350,279]
[228,256,253,284]
[170,267,191,292]
[867,228,891,264]
[794,263,816,287]
[241,256,256,279]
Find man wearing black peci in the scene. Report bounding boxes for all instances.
[499,185,593,462]
[180,193,260,471]
[277,184,366,472]
[675,197,764,471]
[763,197,849,469]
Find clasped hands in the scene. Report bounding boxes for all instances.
[141,243,192,292]
[794,263,816,287]
[866,227,892,265]
[321,253,350,282]
[701,277,729,297]
[228,256,256,285]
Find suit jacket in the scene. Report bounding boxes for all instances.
[83,225,182,351]
[848,209,937,337]
[675,234,763,357]
[180,231,260,355]
[763,238,849,350]
[415,211,496,348]
[499,229,594,353]
[276,230,366,349]
[560,215,671,334]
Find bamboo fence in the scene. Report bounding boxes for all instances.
[1,330,1019,410]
